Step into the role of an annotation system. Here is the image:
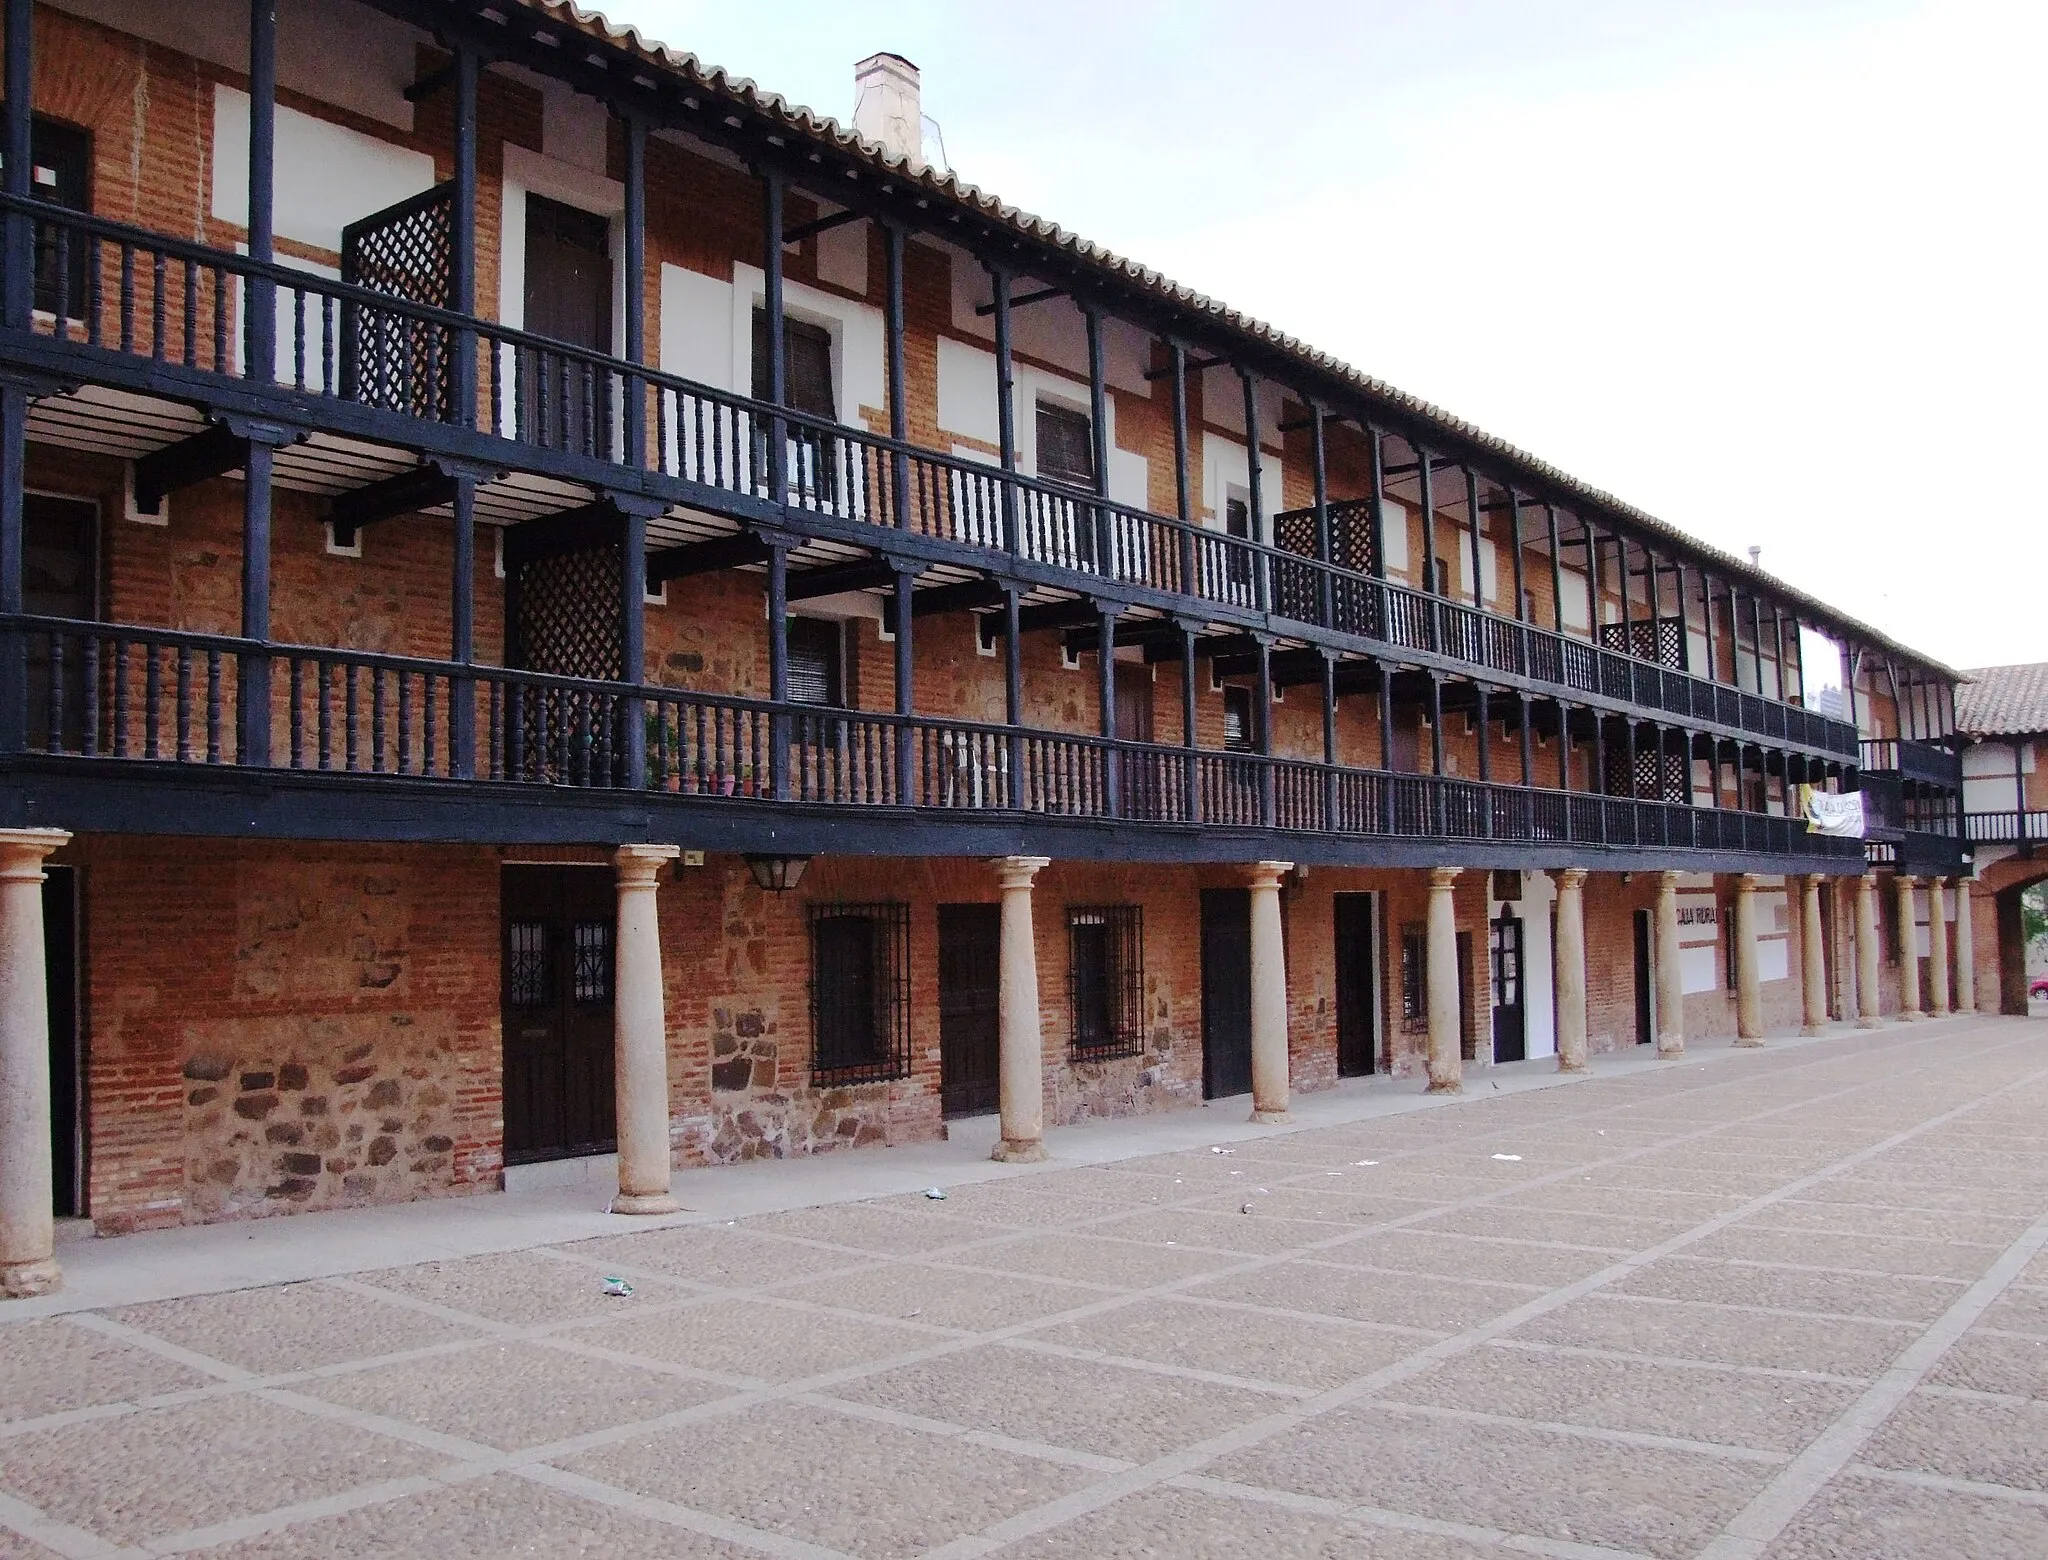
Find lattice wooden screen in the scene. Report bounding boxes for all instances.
[508,541,625,783]
[1599,615,1687,670]
[340,183,455,421]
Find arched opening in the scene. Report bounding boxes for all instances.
[1988,870,2048,1015]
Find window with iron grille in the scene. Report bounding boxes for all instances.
[571,920,612,1005]
[1036,401,1095,489]
[1068,905,1144,1060]
[809,902,910,1084]
[1400,922,1427,1027]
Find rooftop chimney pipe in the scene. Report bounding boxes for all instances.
[854,53,922,169]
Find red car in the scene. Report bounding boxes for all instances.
[2033,977,2048,1001]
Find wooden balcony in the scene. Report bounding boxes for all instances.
[0,194,1860,765]
[0,614,1866,873]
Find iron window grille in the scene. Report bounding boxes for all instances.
[571,920,612,1005]
[1067,905,1144,1061]
[1400,922,1428,1028]
[809,902,911,1085]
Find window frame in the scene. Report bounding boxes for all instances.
[1067,904,1144,1061]
[808,901,911,1085]
[1034,398,1095,490]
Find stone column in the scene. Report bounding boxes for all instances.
[1425,866,1463,1093]
[612,844,681,1215]
[1554,868,1589,1073]
[1247,860,1293,1124]
[1654,870,1685,1058]
[992,855,1051,1162]
[1953,876,1977,1013]
[1855,875,1881,1028]
[1800,874,1828,1036]
[1926,876,1951,1017]
[1895,874,1924,1019]
[0,829,72,1299]
[1734,873,1764,1046]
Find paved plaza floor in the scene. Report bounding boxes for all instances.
[4,1016,2046,1559]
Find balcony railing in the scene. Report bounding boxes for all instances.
[3,613,1864,864]
[1,195,1856,760]
[1865,829,1969,878]
[1965,811,2048,845]
[1859,737,1962,790]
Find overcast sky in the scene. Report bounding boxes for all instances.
[610,0,2043,676]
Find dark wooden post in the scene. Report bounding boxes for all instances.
[1098,603,1119,817]
[245,0,277,384]
[987,263,1018,555]
[0,0,26,753]
[1086,306,1111,570]
[766,537,789,797]
[1310,401,1332,627]
[1321,648,1339,827]
[450,44,478,430]
[1427,672,1446,834]
[1615,531,1633,650]
[884,224,910,529]
[1464,467,1484,610]
[1417,445,1437,600]
[618,500,648,784]
[1378,660,1397,831]
[238,428,284,765]
[892,566,914,799]
[1254,635,1275,828]
[1170,340,1194,593]
[448,467,477,777]
[620,111,646,468]
[760,171,788,504]
[1004,587,1024,809]
[1518,690,1533,786]
[1545,504,1564,637]
[1475,682,1491,784]
[1701,572,1719,685]
[1179,617,1199,823]
[2,0,31,332]
[1241,369,1268,611]
[1586,521,1606,648]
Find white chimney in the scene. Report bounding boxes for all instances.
[854,53,922,168]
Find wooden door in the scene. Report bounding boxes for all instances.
[1633,908,1655,1045]
[1490,908,1526,1063]
[1115,663,1164,819]
[501,866,617,1164]
[521,195,612,452]
[1201,888,1253,1099]
[937,904,1001,1119]
[24,493,96,752]
[1334,893,1378,1077]
[44,865,81,1217]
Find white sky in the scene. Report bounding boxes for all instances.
[609,0,2044,676]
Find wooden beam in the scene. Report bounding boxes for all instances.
[645,531,771,585]
[782,206,865,245]
[786,558,898,601]
[503,501,629,571]
[327,465,457,546]
[909,579,1008,618]
[973,284,1064,317]
[132,423,249,515]
[1008,598,1101,636]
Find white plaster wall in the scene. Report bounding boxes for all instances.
[1961,740,2033,815]
[211,85,436,254]
[934,335,1147,508]
[1508,873,1558,1060]
[1200,430,1283,532]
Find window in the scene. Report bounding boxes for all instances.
[0,112,91,317]
[1222,684,1255,753]
[752,311,837,498]
[786,616,845,708]
[571,920,612,1004]
[809,902,910,1083]
[508,921,550,1007]
[1068,905,1144,1060]
[751,311,835,417]
[1036,401,1094,489]
[1400,923,1427,1027]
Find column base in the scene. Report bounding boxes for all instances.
[1424,1079,1464,1095]
[1556,1059,1588,1074]
[1733,1036,1766,1048]
[991,1138,1048,1164]
[1655,1043,1685,1059]
[611,1191,681,1216]
[1856,1016,1879,1030]
[1897,1011,1924,1022]
[0,1257,62,1299]
[1249,1107,1292,1125]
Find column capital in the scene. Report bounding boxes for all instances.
[991,855,1050,890]
[1245,860,1293,892]
[1428,866,1462,890]
[1554,866,1587,891]
[1657,868,1681,887]
[1736,872,1762,893]
[613,843,680,887]
[1896,872,1922,888]
[0,829,70,882]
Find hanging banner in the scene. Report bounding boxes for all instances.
[1800,786,1866,838]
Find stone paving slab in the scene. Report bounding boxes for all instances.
[2,1014,2045,1560]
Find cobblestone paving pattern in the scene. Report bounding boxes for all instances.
[4,1018,2046,1559]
